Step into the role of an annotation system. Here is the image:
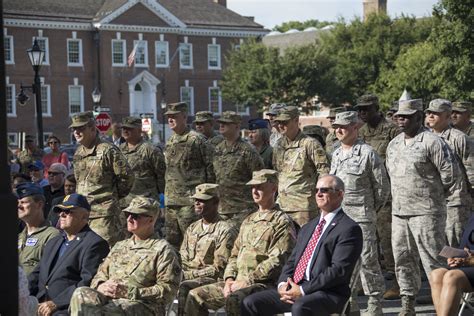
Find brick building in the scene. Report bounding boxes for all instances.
[4,0,267,145]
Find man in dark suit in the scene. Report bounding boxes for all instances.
[241,174,363,316]
[28,194,109,316]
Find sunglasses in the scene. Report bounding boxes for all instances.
[124,212,151,220]
[48,172,62,176]
[315,187,339,194]
[48,141,59,144]
[71,125,87,132]
[58,209,75,215]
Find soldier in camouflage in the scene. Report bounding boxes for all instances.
[17,134,44,174]
[386,99,465,315]
[71,112,134,247]
[248,118,273,169]
[193,111,224,146]
[452,101,474,139]
[330,111,389,315]
[325,107,345,156]
[214,111,264,228]
[164,102,215,250]
[356,94,401,300]
[178,183,238,316]
[302,124,328,148]
[273,106,330,227]
[425,99,473,247]
[184,169,296,316]
[266,103,286,147]
[70,196,181,316]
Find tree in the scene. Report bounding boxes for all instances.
[273,19,333,32]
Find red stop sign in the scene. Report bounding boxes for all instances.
[95,112,112,133]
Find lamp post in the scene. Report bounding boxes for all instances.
[161,100,166,143]
[92,87,102,111]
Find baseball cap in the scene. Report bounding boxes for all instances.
[395,99,423,116]
[192,183,220,200]
[246,169,279,185]
[274,106,299,121]
[425,99,452,113]
[452,101,472,113]
[356,94,379,108]
[28,160,45,171]
[302,125,326,138]
[122,196,160,217]
[194,111,214,123]
[52,194,91,212]
[122,116,142,128]
[16,183,44,199]
[217,111,242,124]
[267,103,287,116]
[248,119,269,130]
[69,111,94,128]
[332,111,359,126]
[164,102,187,115]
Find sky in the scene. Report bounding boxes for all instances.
[227,0,440,29]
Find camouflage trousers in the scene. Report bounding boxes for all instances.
[89,216,125,248]
[185,281,268,316]
[177,277,215,316]
[285,211,318,228]
[165,205,199,250]
[69,287,156,316]
[392,214,446,297]
[446,205,471,248]
[377,202,395,273]
[219,209,255,231]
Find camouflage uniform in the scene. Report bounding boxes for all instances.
[386,100,465,297]
[452,101,474,139]
[18,223,60,275]
[259,144,273,169]
[184,205,295,316]
[70,235,180,316]
[325,130,340,156]
[207,131,225,147]
[17,147,44,174]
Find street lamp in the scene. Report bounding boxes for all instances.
[92,87,102,111]
[161,100,166,143]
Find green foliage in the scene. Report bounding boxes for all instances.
[273,19,333,32]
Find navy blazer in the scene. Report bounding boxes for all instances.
[278,209,363,298]
[28,225,109,311]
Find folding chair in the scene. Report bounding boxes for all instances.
[458,292,474,315]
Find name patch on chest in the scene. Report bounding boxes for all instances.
[25,238,39,247]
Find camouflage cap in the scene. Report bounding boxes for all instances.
[274,106,299,121]
[69,111,94,128]
[332,111,359,126]
[452,101,472,113]
[246,169,278,186]
[122,196,160,217]
[194,111,214,123]
[327,107,345,118]
[425,99,452,113]
[303,125,326,138]
[217,111,242,124]
[164,102,187,115]
[191,183,220,200]
[395,99,423,116]
[356,94,379,107]
[267,103,287,115]
[122,116,142,128]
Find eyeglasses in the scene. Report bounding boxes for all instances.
[124,212,151,220]
[58,209,75,215]
[71,125,87,132]
[48,172,62,176]
[315,187,339,194]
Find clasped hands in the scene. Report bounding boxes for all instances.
[448,248,474,268]
[278,278,303,304]
[97,279,128,299]
[223,278,249,298]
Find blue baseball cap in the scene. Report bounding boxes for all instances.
[248,119,269,130]
[28,160,45,171]
[16,183,44,199]
[52,194,91,212]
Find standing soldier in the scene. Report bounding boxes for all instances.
[119,117,166,206]
[248,118,273,169]
[325,107,345,156]
[386,99,465,314]
[18,135,44,174]
[214,111,264,227]
[302,125,328,148]
[193,111,224,146]
[425,99,473,247]
[330,111,389,315]
[184,169,295,316]
[356,94,401,300]
[452,101,474,138]
[164,102,215,250]
[273,106,330,227]
[71,112,134,246]
[266,103,286,147]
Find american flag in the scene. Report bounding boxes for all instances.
[127,43,138,67]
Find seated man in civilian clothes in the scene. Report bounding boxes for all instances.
[184,169,296,316]
[177,183,238,316]
[70,196,181,316]
[28,194,109,316]
[242,175,363,316]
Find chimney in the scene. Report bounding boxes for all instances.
[363,0,387,21]
[213,0,227,7]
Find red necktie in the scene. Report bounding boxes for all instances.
[293,218,326,284]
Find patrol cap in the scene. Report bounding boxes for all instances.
[395,99,423,116]
[69,111,95,128]
[164,102,187,115]
[302,125,326,138]
[194,111,214,123]
[122,196,160,216]
[217,111,242,124]
[327,107,345,118]
[425,99,452,113]
[248,119,269,130]
[246,169,279,186]
[274,106,299,121]
[16,183,44,199]
[122,116,142,128]
[192,183,220,200]
[28,160,44,171]
[267,103,287,116]
[452,101,472,113]
[52,193,91,212]
[24,135,36,142]
[332,111,359,126]
[356,94,379,108]
[48,163,67,175]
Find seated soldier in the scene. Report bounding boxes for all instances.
[184,169,296,316]
[17,183,60,276]
[70,196,181,316]
[178,183,238,316]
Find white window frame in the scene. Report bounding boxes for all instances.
[209,87,222,114]
[180,86,194,115]
[68,85,84,115]
[207,44,221,70]
[4,35,14,64]
[179,43,193,69]
[43,132,53,146]
[67,38,83,66]
[6,83,16,117]
[235,104,250,115]
[40,84,52,117]
[112,39,126,66]
[35,37,50,65]
[155,41,169,68]
[133,40,148,67]
[7,133,18,146]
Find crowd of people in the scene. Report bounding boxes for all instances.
[12,94,474,316]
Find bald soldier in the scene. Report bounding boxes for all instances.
[71,112,134,246]
[193,111,224,146]
[273,106,330,226]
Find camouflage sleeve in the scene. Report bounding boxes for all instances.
[389,124,402,140]
[180,229,192,279]
[223,224,243,280]
[248,147,265,172]
[307,139,330,176]
[200,140,216,183]
[456,134,474,188]
[90,246,115,289]
[106,147,134,199]
[368,150,390,211]
[129,244,181,303]
[151,146,166,194]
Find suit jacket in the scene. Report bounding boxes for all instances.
[278,209,363,298]
[28,225,109,311]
